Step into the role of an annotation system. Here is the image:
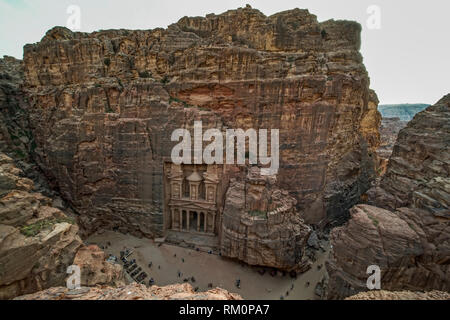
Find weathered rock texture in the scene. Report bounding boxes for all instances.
[15,283,242,300]
[346,290,449,300]
[73,244,125,287]
[0,153,83,300]
[327,204,449,299]
[0,56,61,200]
[221,167,311,271]
[376,117,408,175]
[327,96,450,299]
[372,95,450,213]
[0,56,31,160]
[22,6,380,245]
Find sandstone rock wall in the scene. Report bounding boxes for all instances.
[346,290,449,300]
[73,244,125,287]
[0,153,83,299]
[15,283,242,300]
[22,7,380,239]
[221,167,311,271]
[327,204,449,299]
[376,117,408,175]
[327,96,450,299]
[0,57,32,162]
[375,95,450,213]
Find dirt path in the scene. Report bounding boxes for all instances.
[87,231,329,300]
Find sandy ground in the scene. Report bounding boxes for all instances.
[87,231,329,300]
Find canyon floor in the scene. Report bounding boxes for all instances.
[87,231,329,300]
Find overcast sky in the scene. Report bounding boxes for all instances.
[0,0,448,104]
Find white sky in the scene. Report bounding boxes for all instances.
[0,0,448,104]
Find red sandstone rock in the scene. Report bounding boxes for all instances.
[0,153,83,300]
[346,290,449,300]
[372,95,450,213]
[14,283,242,300]
[73,245,125,287]
[221,167,312,271]
[22,7,380,245]
[376,117,408,175]
[327,95,450,299]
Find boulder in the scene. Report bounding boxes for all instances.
[73,245,125,287]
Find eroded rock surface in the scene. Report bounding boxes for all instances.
[376,117,408,175]
[221,167,311,271]
[0,56,30,159]
[15,283,242,300]
[0,153,83,300]
[327,96,450,299]
[22,6,380,243]
[327,204,449,299]
[371,95,450,212]
[73,244,125,287]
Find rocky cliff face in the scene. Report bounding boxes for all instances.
[376,117,408,175]
[15,282,242,300]
[0,56,30,160]
[73,244,125,287]
[0,152,83,299]
[22,6,380,243]
[346,290,449,300]
[221,167,311,271]
[0,57,85,300]
[373,95,450,213]
[327,95,450,299]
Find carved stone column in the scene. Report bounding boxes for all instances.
[197,212,201,232]
[179,210,183,231]
[211,213,215,234]
[186,211,190,231]
[204,213,208,233]
[171,208,175,230]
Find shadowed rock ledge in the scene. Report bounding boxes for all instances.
[327,95,450,299]
[14,283,242,300]
[0,153,83,299]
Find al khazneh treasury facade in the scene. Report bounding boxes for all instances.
[164,163,222,238]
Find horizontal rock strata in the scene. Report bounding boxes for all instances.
[73,244,125,287]
[221,167,311,271]
[15,283,242,300]
[327,96,450,299]
[346,290,449,300]
[0,153,83,300]
[22,7,380,243]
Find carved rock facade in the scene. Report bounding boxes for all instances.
[22,7,380,269]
